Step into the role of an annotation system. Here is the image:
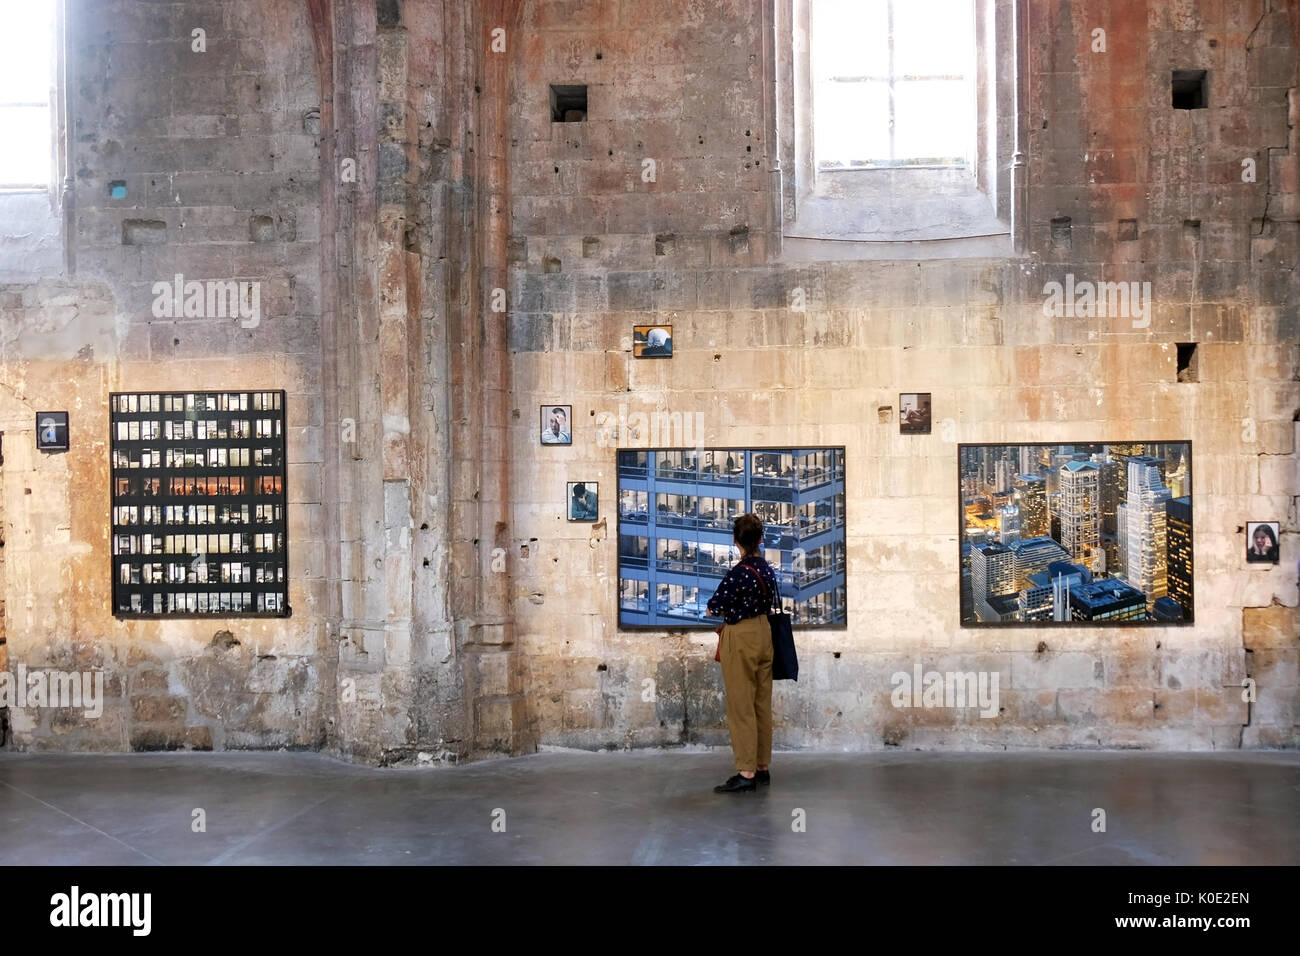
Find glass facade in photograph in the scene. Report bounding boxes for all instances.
[110,391,290,617]
[959,442,1192,626]
[617,448,847,628]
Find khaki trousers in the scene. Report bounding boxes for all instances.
[720,613,773,773]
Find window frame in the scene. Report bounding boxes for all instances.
[0,0,71,279]
[775,0,1028,251]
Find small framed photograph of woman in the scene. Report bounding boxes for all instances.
[1245,521,1280,564]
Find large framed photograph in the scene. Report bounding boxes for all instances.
[540,404,572,445]
[959,441,1193,626]
[617,447,847,629]
[1245,521,1280,564]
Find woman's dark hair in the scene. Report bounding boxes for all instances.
[733,513,763,554]
[1253,524,1278,547]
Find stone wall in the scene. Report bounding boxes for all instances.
[505,0,1299,752]
[0,0,1294,761]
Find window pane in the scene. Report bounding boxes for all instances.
[893,0,972,76]
[0,0,55,103]
[814,80,890,166]
[893,80,970,162]
[0,106,51,185]
[812,0,888,80]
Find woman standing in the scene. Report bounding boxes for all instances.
[706,514,778,794]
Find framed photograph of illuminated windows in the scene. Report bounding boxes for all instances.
[109,390,290,618]
[958,441,1193,627]
[616,447,847,630]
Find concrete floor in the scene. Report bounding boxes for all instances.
[1,750,1297,865]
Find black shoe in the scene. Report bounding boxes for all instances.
[756,770,770,785]
[714,773,757,793]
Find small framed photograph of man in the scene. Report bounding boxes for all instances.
[633,325,673,358]
[1245,521,1280,564]
[899,393,931,435]
[540,404,572,445]
[568,481,598,521]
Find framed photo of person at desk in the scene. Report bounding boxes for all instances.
[568,481,599,521]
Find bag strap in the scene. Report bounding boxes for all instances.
[741,561,782,613]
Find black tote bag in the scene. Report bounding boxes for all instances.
[742,563,799,681]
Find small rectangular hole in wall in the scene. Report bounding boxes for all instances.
[1050,216,1071,248]
[122,219,166,245]
[1176,343,1198,382]
[655,233,676,256]
[582,236,599,257]
[1172,70,1208,109]
[1183,219,1201,241]
[549,85,587,122]
[108,180,127,199]
[1118,218,1138,241]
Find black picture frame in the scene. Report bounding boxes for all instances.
[616,447,848,630]
[568,481,598,522]
[540,404,572,445]
[1245,521,1280,565]
[633,325,673,359]
[108,390,291,618]
[958,441,1194,627]
[36,411,69,451]
[899,393,931,435]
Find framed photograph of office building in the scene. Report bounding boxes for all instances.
[958,442,1193,626]
[617,447,847,629]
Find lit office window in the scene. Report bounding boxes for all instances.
[0,0,56,188]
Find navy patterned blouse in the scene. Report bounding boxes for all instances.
[707,556,779,625]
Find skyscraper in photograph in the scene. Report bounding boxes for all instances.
[998,504,1021,545]
[1059,459,1101,570]
[1165,495,1193,619]
[1120,456,1172,606]
[971,541,1016,622]
[1014,473,1048,537]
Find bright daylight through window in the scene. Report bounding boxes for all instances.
[813,0,975,169]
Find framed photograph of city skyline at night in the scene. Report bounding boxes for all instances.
[958,442,1193,627]
[616,447,847,630]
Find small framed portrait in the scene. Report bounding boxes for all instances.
[1245,521,1280,564]
[36,411,69,451]
[899,393,931,435]
[633,325,673,358]
[568,481,598,522]
[540,404,572,445]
